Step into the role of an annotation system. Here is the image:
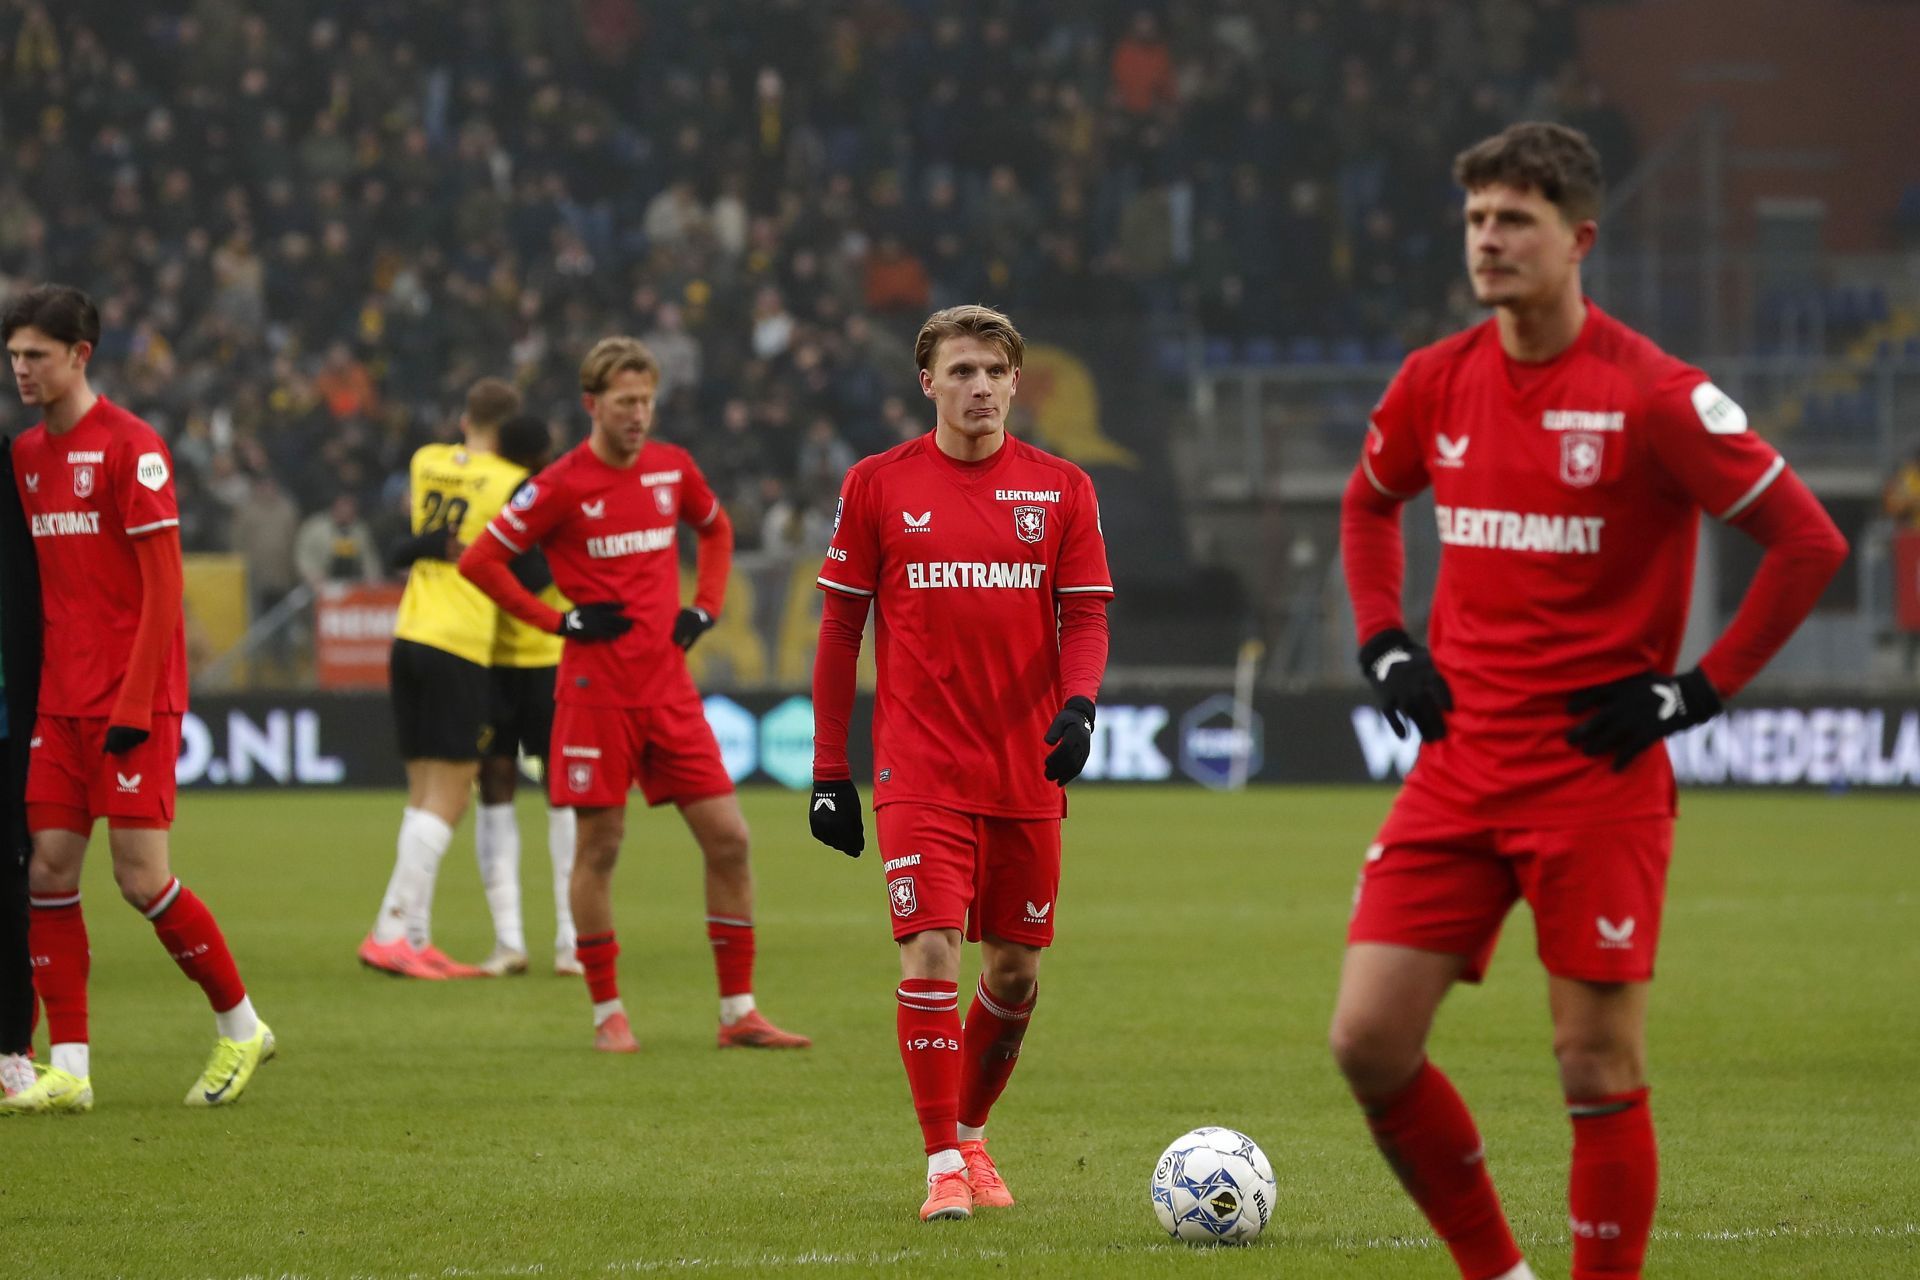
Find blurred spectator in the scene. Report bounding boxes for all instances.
[294,491,381,590]
[1885,445,1920,530]
[0,0,1629,612]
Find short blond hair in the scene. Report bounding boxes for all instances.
[914,304,1025,373]
[579,336,660,395]
[463,376,521,430]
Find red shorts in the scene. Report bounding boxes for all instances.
[876,803,1062,947]
[25,713,181,831]
[548,695,734,809]
[1347,800,1674,984]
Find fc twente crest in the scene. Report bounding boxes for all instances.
[1013,504,1046,544]
[1560,432,1603,488]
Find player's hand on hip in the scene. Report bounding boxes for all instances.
[556,601,632,642]
[671,606,714,651]
[103,725,149,755]
[1566,667,1721,771]
[809,778,864,857]
[1358,628,1454,741]
[1042,696,1096,785]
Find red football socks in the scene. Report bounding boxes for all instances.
[143,879,247,1013]
[706,917,755,999]
[896,979,961,1154]
[1363,1060,1523,1280]
[577,931,620,1003]
[1568,1087,1657,1279]
[958,978,1034,1130]
[27,893,89,1046]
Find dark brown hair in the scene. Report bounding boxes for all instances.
[1453,122,1604,224]
[914,304,1026,373]
[463,376,522,430]
[2,284,101,348]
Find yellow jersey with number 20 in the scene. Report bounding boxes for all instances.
[393,444,528,666]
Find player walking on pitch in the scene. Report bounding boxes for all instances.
[3,285,274,1113]
[461,337,809,1052]
[360,377,528,980]
[1332,124,1847,1279]
[809,305,1112,1221]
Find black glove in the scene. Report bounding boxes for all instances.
[1359,628,1453,741]
[555,601,632,642]
[808,778,864,857]
[671,606,715,650]
[103,725,149,755]
[1566,667,1722,771]
[1042,696,1096,785]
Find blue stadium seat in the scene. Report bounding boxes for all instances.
[1241,336,1281,366]
[1371,333,1406,364]
[1203,337,1237,368]
[1152,335,1190,377]
[1285,336,1325,364]
[1332,338,1369,365]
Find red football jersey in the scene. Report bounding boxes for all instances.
[12,398,188,717]
[485,438,718,708]
[1361,303,1784,823]
[819,432,1113,819]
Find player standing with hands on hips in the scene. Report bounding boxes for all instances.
[460,337,810,1053]
[3,285,274,1114]
[1333,124,1847,1280]
[810,305,1112,1222]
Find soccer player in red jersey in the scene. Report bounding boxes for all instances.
[460,337,809,1053]
[1333,124,1848,1280]
[808,305,1113,1221]
[2,285,274,1114]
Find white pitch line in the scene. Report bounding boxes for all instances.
[204,1222,1920,1280]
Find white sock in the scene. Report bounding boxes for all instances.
[957,1123,985,1142]
[215,995,259,1042]
[718,993,756,1025]
[927,1148,964,1179]
[1492,1263,1538,1280]
[397,809,455,949]
[51,1042,89,1078]
[371,807,421,944]
[475,803,525,952]
[548,805,577,951]
[592,998,624,1027]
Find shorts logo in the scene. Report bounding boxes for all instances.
[654,486,676,515]
[889,877,918,918]
[73,465,95,499]
[116,772,142,793]
[1561,432,1604,488]
[1012,504,1046,544]
[567,762,595,793]
[1364,842,1386,862]
[1596,916,1636,949]
[1022,899,1052,924]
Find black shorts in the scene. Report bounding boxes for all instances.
[487,664,558,760]
[389,639,490,762]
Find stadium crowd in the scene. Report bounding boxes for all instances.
[0,0,1630,588]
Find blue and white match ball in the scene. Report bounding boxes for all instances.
[1149,1126,1277,1244]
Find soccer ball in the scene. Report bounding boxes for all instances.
[1148,1126,1277,1244]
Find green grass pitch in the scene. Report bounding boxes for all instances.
[3,786,1915,1278]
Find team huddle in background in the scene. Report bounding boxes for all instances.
[0,120,1851,1279]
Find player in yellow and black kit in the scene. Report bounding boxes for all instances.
[359,378,528,979]
[468,415,584,977]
